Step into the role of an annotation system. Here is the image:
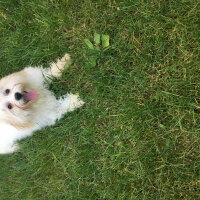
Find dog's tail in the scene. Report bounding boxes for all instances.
[48,53,71,78]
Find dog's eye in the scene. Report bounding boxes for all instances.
[5,89,10,95]
[7,103,13,109]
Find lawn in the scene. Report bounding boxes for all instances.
[0,0,199,199]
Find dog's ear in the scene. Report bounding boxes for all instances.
[0,71,26,83]
[4,118,33,130]
[11,121,33,130]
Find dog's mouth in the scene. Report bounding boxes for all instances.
[23,91,38,103]
[13,83,38,103]
[13,91,38,110]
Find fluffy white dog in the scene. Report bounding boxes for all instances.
[0,54,84,154]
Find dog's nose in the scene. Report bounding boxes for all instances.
[15,92,23,100]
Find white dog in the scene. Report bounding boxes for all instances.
[0,54,84,154]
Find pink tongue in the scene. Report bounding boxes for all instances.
[24,91,38,101]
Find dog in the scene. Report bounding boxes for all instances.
[0,54,84,154]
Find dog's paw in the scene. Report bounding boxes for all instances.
[60,53,71,67]
[68,94,85,110]
[59,93,84,112]
[50,53,71,77]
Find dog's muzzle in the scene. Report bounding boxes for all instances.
[15,92,23,100]
[15,91,38,102]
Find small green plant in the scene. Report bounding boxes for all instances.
[84,33,110,67]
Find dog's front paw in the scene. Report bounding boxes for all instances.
[50,53,71,78]
[60,53,71,67]
[68,94,85,111]
[59,93,84,112]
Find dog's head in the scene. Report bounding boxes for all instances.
[0,71,38,127]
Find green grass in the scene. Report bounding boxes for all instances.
[0,0,200,199]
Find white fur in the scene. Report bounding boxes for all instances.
[0,54,84,154]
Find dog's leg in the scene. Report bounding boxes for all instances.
[24,53,71,85]
[55,93,84,121]
[48,53,71,78]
